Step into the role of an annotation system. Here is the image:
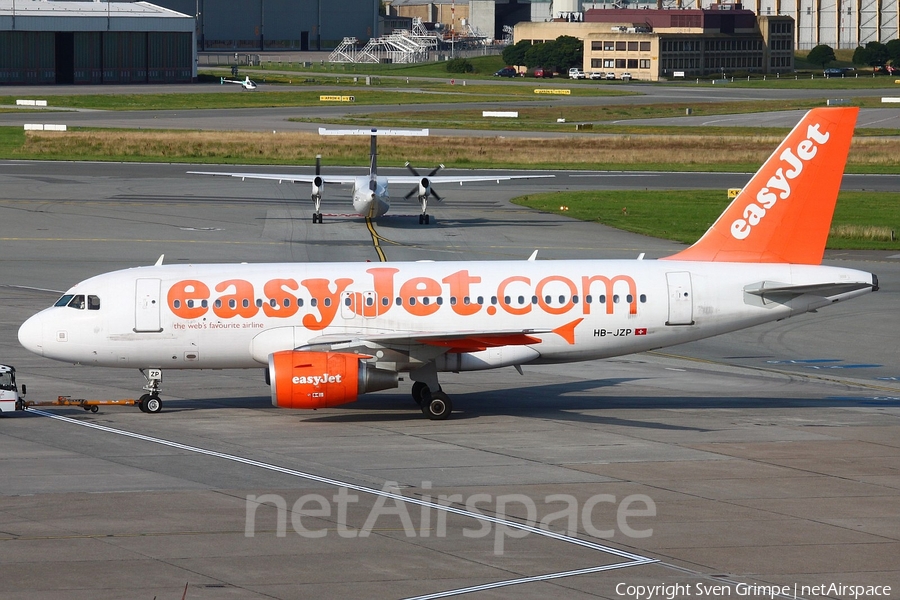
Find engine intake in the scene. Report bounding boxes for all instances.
[268,351,398,409]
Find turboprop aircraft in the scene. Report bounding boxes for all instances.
[18,108,877,420]
[220,76,257,90]
[188,128,554,224]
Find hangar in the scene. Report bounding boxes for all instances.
[151,0,377,51]
[0,0,195,85]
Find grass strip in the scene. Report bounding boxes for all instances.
[512,190,900,250]
[2,128,897,174]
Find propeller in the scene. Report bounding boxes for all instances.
[404,162,445,202]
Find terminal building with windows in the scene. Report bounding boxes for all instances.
[515,5,794,81]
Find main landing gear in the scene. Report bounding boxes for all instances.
[410,363,452,420]
[411,382,452,420]
[137,368,164,414]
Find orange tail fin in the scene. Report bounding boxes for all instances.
[663,107,858,265]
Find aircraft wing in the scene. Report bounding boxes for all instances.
[296,321,585,362]
[304,328,549,349]
[389,174,555,185]
[187,171,356,185]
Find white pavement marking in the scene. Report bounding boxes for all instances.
[27,408,658,597]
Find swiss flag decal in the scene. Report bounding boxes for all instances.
[635,328,648,336]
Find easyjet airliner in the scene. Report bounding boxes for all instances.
[18,108,877,419]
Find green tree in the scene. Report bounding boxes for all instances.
[446,58,474,73]
[549,35,584,70]
[807,44,836,68]
[853,41,889,68]
[524,42,551,68]
[886,39,900,64]
[502,40,532,67]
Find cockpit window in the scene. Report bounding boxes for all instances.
[88,295,100,310]
[67,295,85,310]
[54,294,74,307]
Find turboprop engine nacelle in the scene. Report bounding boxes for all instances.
[311,176,323,199]
[418,178,430,198]
[268,351,398,409]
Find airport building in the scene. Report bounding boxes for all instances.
[534,0,898,49]
[515,6,794,80]
[0,0,195,85]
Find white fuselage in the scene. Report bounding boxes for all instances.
[17,259,874,374]
[351,176,390,218]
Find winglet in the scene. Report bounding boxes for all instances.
[154,254,165,266]
[662,107,858,265]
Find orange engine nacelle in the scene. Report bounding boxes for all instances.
[268,351,398,409]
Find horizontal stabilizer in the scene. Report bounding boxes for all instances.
[744,280,875,298]
[318,128,429,137]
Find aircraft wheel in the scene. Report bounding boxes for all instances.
[411,381,429,405]
[90,405,99,413]
[138,393,150,413]
[422,391,452,420]
[144,395,163,414]
[425,214,430,225]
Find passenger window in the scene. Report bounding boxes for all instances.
[68,295,85,310]
[55,294,74,307]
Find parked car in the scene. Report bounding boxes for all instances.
[605,72,616,80]
[589,71,604,80]
[533,67,553,78]
[494,67,517,77]
[568,68,586,79]
[621,72,633,81]
[824,67,855,78]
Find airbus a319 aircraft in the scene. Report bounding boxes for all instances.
[189,128,554,224]
[18,108,877,419]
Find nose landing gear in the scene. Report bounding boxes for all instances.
[138,368,164,414]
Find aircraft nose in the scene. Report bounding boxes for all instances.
[18,314,44,357]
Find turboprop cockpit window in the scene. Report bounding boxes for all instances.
[54,294,74,307]
[88,295,100,310]
[67,295,85,309]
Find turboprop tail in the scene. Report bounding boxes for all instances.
[663,107,859,265]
